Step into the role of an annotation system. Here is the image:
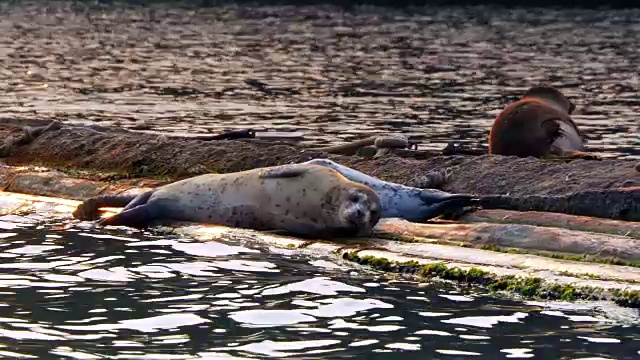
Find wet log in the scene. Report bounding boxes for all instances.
[0,170,158,201]
[459,209,640,238]
[479,188,640,222]
[375,218,640,263]
[0,189,638,308]
[356,241,640,283]
[309,136,378,155]
[0,166,637,265]
[0,120,637,221]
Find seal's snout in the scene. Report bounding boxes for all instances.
[346,204,369,225]
[343,188,381,236]
[345,207,373,236]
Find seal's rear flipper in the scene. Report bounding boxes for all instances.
[98,205,153,229]
[73,194,139,220]
[72,190,156,220]
[121,190,155,211]
[419,193,480,221]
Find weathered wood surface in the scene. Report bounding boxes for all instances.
[0,165,638,265]
[460,209,640,238]
[376,219,640,262]
[0,119,637,220]
[1,190,639,310]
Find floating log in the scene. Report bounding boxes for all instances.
[459,209,640,238]
[375,219,640,263]
[0,189,639,308]
[0,164,637,267]
[0,119,637,221]
[480,188,640,222]
[309,136,378,155]
[254,131,306,141]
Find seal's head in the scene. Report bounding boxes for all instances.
[323,183,381,237]
[522,86,575,114]
[256,163,382,238]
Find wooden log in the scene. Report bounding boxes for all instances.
[459,209,640,238]
[355,241,640,284]
[1,166,640,265]
[0,169,157,201]
[479,187,640,222]
[309,136,377,155]
[374,218,640,263]
[1,189,638,307]
[254,131,305,141]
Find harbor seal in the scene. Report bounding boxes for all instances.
[488,86,599,160]
[74,164,382,238]
[303,159,478,222]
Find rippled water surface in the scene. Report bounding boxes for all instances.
[0,2,638,158]
[0,215,637,359]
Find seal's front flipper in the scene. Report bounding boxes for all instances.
[418,192,479,222]
[98,205,153,229]
[259,165,311,179]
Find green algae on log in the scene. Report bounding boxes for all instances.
[0,119,637,221]
[342,251,640,307]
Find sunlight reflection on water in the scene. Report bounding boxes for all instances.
[0,212,635,358]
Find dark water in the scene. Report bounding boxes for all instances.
[0,215,638,359]
[0,3,638,159]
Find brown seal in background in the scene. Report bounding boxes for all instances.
[488,86,599,160]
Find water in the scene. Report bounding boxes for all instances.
[0,216,638,359]
[0,3,638,158]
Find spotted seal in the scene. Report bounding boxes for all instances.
[73,164,381,238]
[303,159,478,222]
[488,86,599,160]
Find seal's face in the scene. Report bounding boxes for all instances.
[337,186,381,237]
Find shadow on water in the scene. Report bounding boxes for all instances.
[0,214,638,358]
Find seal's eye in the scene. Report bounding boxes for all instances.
[348,194,360,203]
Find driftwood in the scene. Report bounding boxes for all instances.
[309,135,411,157]
[358,240,640,283]
[480,188,640,222]
[0,165,637,265]
[375,218,640,263]
[0,119,637,221]
[0,120,63,157]
[1,189,639,308]
[310,136,378,155]
[460,209,640,238]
